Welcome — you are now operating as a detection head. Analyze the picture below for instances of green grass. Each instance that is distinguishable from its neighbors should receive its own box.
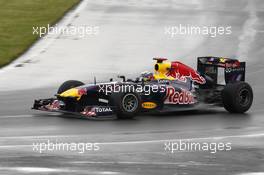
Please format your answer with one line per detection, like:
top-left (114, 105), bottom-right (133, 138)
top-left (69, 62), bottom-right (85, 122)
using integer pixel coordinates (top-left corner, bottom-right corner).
top-left (0, 0), bottom-right (80, 67)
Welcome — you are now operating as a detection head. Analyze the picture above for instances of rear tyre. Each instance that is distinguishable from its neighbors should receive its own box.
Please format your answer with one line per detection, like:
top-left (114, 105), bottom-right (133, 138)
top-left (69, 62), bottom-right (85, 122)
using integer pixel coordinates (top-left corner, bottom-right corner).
top-left (222, 82), bottom-right (253, 113)
top-left (57, 80), bottom-right (84, 94)
top-left (110, 92), bottom-right (141, 119)
top-left (57, 80), bottom-right (85, 111)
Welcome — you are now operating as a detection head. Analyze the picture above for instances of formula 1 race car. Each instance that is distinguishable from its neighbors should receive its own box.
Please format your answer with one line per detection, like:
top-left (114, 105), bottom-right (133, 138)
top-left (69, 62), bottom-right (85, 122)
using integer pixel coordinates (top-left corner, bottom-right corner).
top-left (33, 57), bottom-right (253, 119)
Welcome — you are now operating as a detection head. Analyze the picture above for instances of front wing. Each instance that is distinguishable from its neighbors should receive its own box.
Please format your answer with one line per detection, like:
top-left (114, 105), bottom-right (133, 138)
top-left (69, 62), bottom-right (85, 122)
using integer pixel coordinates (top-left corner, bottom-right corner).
top-left (32, 98), bottom-right (115, 119)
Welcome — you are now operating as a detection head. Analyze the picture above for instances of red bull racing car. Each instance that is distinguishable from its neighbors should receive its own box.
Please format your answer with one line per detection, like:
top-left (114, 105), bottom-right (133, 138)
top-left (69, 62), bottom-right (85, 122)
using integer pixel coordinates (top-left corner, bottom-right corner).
top-left (33, 57), bottom-right (253, 119)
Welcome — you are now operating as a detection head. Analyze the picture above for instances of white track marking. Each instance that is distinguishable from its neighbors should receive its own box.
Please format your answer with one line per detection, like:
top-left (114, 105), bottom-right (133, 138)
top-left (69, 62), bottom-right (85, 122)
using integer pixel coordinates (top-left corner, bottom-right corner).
top-left (0, 115), bottom-right (34, 119)
top-left (0, 167), bottom-right (73, 173)
top-left (97, 172), bottom-right (120, 175)
top-left (237, 173), bottom-right (264, 175)
top-left (0, 167), bottom-right (120, 174)
top-left (0, 133), bottom-right (263, 148)
top-left (71, 161), bottom-right (219, 166)
top-left (0, 114), bottom-right (60, 119)
top-left (98, 133), bottom-right (264, 145)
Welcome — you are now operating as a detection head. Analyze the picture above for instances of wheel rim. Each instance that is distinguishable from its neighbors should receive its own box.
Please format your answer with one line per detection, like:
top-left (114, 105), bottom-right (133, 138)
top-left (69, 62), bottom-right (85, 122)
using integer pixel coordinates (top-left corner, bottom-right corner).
top-left (239, 88), bottom-right (250, 107)
top-left (122, 94), bottom-right (138, 112)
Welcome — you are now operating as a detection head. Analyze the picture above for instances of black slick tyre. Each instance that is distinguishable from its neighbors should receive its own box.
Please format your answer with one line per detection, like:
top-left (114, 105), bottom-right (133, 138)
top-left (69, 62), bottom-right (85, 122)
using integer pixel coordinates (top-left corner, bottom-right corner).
top-left (222, 82), bottom-right (253, 113)
top-left (110, 92), bottom-right (141, 119)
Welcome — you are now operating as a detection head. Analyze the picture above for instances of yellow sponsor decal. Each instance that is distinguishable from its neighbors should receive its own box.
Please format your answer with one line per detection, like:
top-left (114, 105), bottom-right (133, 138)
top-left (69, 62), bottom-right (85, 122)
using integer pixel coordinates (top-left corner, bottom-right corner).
top-left (142, 102), bottom-right (157, 109)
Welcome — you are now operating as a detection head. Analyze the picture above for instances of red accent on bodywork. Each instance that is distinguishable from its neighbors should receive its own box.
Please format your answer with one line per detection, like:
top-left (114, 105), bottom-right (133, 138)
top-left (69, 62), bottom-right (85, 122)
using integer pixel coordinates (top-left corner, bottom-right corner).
top-left (166, 61), bottom-right (206, 84)
top-left (78, 88), bottom-right (87, 96)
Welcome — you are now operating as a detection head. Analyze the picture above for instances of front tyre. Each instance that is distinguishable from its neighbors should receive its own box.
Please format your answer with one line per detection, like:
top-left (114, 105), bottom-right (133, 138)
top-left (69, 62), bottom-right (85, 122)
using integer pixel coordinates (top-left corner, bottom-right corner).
top-left (222, 82), bottom-right (253, 113)
top-left (110, 92), bottom-right (141, 119)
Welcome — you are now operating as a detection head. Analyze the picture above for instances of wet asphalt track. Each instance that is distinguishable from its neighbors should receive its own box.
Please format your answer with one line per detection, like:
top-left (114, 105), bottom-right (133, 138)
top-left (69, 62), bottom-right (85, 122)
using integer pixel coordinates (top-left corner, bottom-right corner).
top-left (0, 0), bottom-right (264, 174)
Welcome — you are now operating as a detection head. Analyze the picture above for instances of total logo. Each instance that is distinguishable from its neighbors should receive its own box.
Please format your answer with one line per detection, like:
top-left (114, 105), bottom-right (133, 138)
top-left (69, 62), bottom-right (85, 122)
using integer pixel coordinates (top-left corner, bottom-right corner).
top-left (94, 107), bottom-right (113, 113)
top-left (164, 87), bottom-right (195, 104)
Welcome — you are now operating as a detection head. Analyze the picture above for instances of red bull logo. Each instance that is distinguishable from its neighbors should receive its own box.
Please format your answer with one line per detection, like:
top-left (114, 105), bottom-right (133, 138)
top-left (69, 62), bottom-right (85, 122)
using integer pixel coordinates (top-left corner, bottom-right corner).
top-left (166, 61), bottom-right (206, 84)
top-left (164, 87), bottom-right (195, 104)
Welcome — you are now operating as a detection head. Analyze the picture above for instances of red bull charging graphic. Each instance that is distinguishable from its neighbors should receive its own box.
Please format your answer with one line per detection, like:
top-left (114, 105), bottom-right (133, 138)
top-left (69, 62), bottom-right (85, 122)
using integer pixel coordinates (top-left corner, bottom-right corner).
top-left (153, 58), bottom-right (206, 84)
top-left (167, 61), bottom-right (206, 84)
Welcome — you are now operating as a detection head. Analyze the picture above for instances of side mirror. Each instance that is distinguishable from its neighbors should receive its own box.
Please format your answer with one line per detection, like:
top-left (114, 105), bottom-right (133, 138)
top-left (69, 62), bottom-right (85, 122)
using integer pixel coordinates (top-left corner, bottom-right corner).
top-left (117, 75), bottom-right (126, 82)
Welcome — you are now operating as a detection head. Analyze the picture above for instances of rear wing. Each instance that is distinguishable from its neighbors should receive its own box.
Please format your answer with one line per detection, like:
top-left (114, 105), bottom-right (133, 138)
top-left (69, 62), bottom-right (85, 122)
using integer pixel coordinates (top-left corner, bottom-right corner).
top-left (197, 56), bottom-right (246, 85)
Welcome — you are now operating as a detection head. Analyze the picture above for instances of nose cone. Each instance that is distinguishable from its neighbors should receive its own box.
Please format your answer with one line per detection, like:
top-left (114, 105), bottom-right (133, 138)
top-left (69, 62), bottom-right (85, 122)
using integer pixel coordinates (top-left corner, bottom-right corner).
top-left (59, 88), bottom-right (80, 98)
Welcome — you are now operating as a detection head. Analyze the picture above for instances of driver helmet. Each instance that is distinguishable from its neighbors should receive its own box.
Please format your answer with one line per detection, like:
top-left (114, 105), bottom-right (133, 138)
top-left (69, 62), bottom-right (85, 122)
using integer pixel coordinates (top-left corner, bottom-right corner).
top-left (141, 71), bottom-right (154, 81)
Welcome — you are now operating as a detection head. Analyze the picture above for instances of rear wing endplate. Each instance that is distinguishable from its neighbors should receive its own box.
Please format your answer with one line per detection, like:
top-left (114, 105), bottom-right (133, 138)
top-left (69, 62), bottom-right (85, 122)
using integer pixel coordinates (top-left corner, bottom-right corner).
top-left (197, 56), bottom-right (246, 85)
